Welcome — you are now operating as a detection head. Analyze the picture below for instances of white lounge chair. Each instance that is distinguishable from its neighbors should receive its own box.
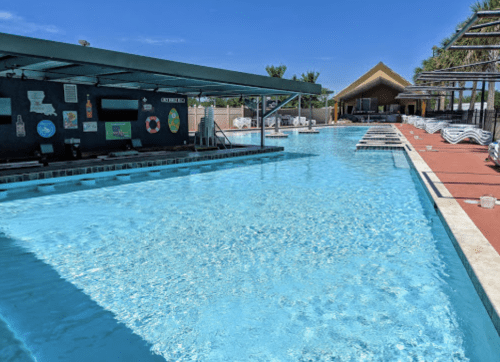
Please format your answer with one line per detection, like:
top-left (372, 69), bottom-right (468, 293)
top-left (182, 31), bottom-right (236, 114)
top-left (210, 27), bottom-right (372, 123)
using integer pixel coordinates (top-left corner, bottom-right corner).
top-left (442, 128), bottom-right (493, 145)
top-left (407, 116), bottom-right (422, 126)
top-left (265, 116), bottom-right (283, 127)
top-left (425, 121), bottom-right (449, 134)
top-left (414, 118), bottom-right (440, 130)
top-left (488, 141), bottom-right (500, 166)
top-left (233, 117), bottom-right (252, 129)
top-left (292, 117), bottom-right (306, 127)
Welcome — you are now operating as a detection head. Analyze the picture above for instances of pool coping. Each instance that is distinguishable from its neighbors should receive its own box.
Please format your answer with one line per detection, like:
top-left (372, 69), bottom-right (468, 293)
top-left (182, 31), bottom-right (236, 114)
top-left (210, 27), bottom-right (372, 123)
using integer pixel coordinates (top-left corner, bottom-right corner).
top-left (391, 124), bottom-right (500, 335)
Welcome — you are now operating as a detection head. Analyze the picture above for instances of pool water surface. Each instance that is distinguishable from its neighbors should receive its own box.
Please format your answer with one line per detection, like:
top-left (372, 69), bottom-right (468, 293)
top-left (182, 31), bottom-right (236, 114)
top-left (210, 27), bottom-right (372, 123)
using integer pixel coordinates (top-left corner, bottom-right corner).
top-left (1, 126), bottom-right (499, 361)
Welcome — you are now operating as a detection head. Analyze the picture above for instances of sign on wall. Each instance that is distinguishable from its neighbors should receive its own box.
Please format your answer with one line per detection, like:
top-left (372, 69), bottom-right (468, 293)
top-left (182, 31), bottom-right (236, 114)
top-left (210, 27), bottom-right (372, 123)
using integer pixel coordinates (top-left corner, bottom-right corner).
top-left (83, 122), bottom-right (98, 132)
top-left (37, 120), bottom-right (56, 138)
top-left (27, 91), bottom-right (57, 116)
top-left (64, 84), bottom-right (78, 103)
top-left (63, 111), bottom-right (78, 129)
top-left (161, 98), bottom-right (185, 103)
top-left (105, 122), bottom-right (132, 140)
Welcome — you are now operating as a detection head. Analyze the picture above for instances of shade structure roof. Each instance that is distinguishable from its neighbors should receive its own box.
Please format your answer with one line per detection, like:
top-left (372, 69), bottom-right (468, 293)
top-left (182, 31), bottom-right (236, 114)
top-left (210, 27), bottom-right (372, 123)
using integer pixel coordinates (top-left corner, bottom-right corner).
top-left (444, 10), bottom-right (500, 51)
top-left (416, 71), bottom-right (500, 82)
top-left (334, 62), bottom-right (411, 102)
top-left (0, 32), bottom-right (321, 98)
top-left (405, 85), bottom-right (470, 92)
top-left (339, 76), bottom-right (406, 101)
top-left (395, 93), bottom-right (436, 99)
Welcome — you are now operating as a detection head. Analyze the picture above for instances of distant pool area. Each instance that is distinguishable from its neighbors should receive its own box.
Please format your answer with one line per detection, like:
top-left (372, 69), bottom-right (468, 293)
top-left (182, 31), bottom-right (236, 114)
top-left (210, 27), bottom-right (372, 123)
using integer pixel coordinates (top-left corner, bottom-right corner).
top-left (1, 127), bottom-right (499, 361)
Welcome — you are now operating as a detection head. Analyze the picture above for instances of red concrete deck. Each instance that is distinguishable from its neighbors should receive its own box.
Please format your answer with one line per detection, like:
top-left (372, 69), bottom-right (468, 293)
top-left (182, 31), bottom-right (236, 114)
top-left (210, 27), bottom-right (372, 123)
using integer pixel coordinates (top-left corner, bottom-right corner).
top-left (397, 124), bottom-right (500, 253)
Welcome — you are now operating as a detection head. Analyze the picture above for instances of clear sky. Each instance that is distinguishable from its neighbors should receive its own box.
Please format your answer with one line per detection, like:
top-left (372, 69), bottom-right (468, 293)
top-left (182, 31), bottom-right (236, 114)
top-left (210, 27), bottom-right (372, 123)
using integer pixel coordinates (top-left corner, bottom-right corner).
top-left (0, 0), bottom-right (478, 95)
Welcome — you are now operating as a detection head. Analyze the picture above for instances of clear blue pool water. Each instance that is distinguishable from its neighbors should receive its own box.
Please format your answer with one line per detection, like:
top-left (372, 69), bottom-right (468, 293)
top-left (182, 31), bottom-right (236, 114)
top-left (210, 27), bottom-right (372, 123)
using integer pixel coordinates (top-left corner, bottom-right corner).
top-left (1, 126), bottom-right (500, 361)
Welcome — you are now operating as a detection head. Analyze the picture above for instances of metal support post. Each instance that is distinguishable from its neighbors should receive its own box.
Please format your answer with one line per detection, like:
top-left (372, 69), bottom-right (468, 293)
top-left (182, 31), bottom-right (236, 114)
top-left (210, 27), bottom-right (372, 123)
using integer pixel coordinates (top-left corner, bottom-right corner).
top-left (298, 94), bottom-right (301, 124)
top-left (309, 98), bottom-right (313, 130)
top-left (480, 81), bottom-right (486, 128)
top-left (493, 111), bottom-right (498, 141)
top-left (450, 82), bottom-right (455, 114)
top-left (325, 95), bottom-right (328, 124)
top-left (261, 95), bottom-right (265, 148)
top-left (274, 96), bottom-right (279, 133)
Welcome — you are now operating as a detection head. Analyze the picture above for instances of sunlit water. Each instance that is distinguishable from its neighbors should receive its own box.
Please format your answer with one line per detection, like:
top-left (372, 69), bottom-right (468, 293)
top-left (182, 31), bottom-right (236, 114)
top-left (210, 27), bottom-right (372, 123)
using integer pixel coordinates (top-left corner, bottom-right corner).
top-left (1, 127), bottom-right (499, 361)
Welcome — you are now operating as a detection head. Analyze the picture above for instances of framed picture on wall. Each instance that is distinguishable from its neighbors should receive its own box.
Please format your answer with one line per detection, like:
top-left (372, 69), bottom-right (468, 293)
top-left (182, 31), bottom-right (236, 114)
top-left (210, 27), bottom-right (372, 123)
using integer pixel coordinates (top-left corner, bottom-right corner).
top-left (83, 122), bottom-right (98, 132)
top-left (63, 111), bottom-right (78, 129)
top-left (64, 84), bottom-right (78, 103)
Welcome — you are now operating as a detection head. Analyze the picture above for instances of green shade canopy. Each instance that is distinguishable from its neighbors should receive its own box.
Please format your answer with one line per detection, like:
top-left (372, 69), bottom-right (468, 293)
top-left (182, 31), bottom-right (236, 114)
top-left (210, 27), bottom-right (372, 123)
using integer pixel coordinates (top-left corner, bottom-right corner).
top-left (0, 32), bottom-right (321, 98)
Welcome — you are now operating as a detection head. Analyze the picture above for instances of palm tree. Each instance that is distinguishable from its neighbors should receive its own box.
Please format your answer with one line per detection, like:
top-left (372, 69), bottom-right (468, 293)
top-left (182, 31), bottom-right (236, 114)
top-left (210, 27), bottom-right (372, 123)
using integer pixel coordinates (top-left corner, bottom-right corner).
top-left (265, 65), bottom-right (287, 79)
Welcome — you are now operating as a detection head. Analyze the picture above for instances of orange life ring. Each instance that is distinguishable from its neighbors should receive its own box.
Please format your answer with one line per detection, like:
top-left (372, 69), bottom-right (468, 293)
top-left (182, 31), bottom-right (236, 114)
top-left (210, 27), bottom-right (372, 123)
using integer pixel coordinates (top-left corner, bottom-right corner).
top-left (146, 116), bottom-right (160, 134)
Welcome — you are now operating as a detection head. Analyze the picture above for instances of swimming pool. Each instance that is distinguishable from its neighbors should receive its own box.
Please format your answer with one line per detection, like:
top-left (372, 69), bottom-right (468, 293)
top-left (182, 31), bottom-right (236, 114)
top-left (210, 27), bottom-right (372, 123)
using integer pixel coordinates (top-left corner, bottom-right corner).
top-left (1, 126), bottom-right (499, 361)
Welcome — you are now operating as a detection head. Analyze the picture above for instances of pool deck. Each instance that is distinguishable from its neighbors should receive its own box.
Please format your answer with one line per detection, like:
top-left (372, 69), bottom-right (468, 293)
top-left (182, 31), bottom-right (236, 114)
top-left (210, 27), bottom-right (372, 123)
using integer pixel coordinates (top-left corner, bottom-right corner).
top-left (393, 123), bottom-right (500, 335)
top-left (397, 124), bottom-right (500, 252)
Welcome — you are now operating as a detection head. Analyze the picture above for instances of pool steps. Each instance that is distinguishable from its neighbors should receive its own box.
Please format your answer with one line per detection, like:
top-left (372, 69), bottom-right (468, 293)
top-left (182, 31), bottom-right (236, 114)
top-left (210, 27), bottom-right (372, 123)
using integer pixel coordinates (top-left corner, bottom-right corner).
top-left (0, 153), bottom-right (285, 201)
top-left (37, 183), bottom-right (56, 193)
top-left (80, 178), bottom-right (96, 186)
top-left (356, 126), bottom-right (405, 151)
top-left (116, 174), bottom-right (131, 181)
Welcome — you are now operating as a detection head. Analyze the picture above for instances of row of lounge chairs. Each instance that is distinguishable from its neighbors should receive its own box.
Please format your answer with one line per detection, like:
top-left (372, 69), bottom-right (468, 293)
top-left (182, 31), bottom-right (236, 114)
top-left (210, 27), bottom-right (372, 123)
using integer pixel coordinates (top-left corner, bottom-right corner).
top-left (404, 116), bottom-right (493, 146)
top-left (232, 116), bottom-right (316, 129)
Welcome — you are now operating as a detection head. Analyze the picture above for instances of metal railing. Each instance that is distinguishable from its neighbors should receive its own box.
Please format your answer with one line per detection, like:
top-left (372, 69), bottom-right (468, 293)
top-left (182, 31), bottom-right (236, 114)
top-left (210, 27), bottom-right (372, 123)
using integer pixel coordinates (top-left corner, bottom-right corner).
top-left (214, 121), bottom-right (232, 149)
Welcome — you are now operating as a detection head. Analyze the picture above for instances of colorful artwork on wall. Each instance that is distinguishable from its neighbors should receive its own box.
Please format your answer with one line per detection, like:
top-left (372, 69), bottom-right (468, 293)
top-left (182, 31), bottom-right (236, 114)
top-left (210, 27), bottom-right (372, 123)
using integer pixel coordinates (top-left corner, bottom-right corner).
top-left (28, 91), bottom-right (57, 116)
top-left (168, 108), bottom-right (180, 133)
top-left (37, 120), bottom-right (56, 138)
top-left (83, 122), bottom-right (98, 132)
top-left (86, 94), bottom-right (93, 118)
top-left (63, 111), bottom-right (78, 129)
top-left (105, 122), bottom-right (132, 140)
top-left (16, 115), bottom-right (26, 137)
top-left (145, 116), bottom-right (160, 134)
top-left (63, 84), bottom-right (78, 103)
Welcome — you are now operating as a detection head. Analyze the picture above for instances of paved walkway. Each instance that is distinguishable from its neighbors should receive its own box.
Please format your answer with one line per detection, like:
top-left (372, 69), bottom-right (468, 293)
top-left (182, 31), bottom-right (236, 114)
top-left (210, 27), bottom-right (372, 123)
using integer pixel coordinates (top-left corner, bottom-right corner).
top-left (397, 124), bottom-right (500, 253)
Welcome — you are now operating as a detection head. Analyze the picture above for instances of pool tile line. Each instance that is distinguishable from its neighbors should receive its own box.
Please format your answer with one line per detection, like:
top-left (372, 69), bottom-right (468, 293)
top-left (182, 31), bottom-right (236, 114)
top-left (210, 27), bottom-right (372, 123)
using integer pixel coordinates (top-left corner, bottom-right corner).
top-left (394, 125), bottom-right (500, 335)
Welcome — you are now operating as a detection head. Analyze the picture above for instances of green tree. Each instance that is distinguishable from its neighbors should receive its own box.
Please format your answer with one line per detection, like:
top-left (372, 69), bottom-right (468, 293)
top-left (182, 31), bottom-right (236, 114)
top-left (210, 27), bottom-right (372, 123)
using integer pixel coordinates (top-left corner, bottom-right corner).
top-left (265, 64), bottom-right (287, 78)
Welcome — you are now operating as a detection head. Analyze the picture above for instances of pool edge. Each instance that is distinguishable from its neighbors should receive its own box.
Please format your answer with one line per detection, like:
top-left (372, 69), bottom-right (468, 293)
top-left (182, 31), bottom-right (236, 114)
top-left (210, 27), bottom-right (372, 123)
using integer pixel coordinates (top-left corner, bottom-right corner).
top-left (392, 124), bottom-right (500, 336)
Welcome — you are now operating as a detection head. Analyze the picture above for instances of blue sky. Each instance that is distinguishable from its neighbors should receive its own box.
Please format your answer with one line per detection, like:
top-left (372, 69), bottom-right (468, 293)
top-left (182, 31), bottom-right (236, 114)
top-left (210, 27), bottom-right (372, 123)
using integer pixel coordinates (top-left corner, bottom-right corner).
top-left (0, 0), bottom-right (478, 95)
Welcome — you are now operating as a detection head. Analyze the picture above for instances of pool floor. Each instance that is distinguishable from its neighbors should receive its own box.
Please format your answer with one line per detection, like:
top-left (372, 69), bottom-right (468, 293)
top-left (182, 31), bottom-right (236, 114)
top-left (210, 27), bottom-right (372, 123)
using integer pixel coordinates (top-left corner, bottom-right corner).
top-left (1, 127), bottom-right (499, 361)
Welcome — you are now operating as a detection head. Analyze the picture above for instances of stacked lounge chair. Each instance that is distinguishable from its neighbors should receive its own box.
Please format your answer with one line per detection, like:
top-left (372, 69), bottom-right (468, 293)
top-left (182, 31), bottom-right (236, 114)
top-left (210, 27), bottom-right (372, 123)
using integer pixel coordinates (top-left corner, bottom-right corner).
top-left (488, 141), bottom-right (500, 166)
top-left (414, 118), bottom-right (440, 130)
top-left (442, 127), bottom-right (493, 145)
top-left (407, 116), bottom-right (422, 126)
top-left (425, 121), bottom-right (449, 134)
